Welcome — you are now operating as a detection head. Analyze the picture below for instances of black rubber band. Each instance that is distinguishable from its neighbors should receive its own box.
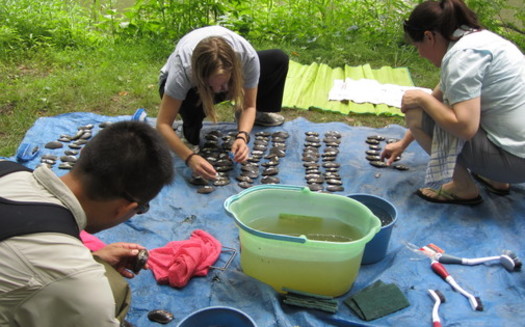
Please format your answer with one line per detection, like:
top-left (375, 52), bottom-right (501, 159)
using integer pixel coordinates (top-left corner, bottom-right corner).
top-left (185, 153), bottom-right (197, 166)
top-left (235, 136), bottom-right (247, 143)
top-left (237, 131), bottom-right (250, 143)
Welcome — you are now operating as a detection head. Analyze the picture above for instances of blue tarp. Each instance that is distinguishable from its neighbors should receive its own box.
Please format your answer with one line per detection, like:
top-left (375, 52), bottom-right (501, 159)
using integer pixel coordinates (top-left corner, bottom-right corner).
top-left (7, 112), bottom-right (525, 327)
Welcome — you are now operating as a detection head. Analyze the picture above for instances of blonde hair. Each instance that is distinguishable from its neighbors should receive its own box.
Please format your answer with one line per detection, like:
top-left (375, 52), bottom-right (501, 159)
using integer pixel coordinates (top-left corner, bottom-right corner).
top-left (191, 36), bottom-right (244, 122)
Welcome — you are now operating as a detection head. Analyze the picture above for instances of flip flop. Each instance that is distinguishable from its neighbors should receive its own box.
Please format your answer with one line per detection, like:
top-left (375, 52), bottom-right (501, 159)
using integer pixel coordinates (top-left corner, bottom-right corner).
top-left (416, 187), bottom-right (483, 205)
top-left (472, 173), bottom-right (510, 196)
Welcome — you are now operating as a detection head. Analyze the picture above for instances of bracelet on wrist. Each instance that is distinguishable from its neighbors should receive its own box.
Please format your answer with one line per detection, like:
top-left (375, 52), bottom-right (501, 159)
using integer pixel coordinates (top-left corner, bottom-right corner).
top-left (237, 131), bottom-right (250, 143)
top-left (235, 135), bottom-right (247, 143)
top-left (185, 153), bottom-right (197, 167)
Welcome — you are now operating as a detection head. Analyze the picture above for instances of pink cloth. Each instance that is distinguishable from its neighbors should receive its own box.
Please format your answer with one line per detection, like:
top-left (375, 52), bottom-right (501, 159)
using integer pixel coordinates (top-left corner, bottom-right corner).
top-left (148, 230), bottom-right (222, 288)
top-left (80, 230), bottom-right (106, 252)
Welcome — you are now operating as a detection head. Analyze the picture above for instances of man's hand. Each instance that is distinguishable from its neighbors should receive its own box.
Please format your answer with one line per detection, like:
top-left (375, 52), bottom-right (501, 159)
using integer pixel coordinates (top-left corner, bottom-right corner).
top-left (93, 242), bottom-right (148, 278)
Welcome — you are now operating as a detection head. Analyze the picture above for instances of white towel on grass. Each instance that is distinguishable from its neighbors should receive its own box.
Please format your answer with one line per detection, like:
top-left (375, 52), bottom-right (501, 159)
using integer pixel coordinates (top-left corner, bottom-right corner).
top-left (328, 78), bottom-right (432, 108)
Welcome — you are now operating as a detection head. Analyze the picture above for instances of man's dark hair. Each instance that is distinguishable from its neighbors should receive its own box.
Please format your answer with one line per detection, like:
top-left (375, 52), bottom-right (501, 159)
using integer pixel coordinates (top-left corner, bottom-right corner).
top-left (72, 121), bottom-right (174, 203)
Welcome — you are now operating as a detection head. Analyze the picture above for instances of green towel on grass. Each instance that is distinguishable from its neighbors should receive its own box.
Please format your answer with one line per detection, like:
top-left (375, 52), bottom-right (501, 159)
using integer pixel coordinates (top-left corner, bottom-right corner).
top-left (344, 280), bottom-right (410, 321)
top-left (282, 60), bottom-right (415, 116)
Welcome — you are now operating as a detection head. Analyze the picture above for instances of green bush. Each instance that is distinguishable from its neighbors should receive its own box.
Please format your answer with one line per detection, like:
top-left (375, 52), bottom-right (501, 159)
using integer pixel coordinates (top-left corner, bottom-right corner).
top-left (0, 0), bottom-right (103, 56)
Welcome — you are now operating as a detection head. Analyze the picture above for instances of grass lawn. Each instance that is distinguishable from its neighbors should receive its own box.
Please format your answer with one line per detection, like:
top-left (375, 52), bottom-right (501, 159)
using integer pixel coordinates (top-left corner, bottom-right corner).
top-left (0, 39), bottom-right (435, 158)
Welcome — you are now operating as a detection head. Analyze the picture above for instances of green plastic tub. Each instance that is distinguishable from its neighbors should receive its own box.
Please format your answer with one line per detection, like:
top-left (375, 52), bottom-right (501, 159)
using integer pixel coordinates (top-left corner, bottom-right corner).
top-left (224, 185), bottom-right (381, 297)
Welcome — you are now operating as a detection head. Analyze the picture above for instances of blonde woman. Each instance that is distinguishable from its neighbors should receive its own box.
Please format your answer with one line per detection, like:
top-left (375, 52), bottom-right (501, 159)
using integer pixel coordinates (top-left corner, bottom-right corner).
top-left (157, 26), bottom-right (289, 180)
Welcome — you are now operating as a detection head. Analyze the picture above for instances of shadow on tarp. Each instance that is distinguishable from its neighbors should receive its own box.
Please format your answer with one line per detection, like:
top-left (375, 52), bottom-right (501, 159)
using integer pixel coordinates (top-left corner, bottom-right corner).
top-left (7, 112), bottom-right (525, 327)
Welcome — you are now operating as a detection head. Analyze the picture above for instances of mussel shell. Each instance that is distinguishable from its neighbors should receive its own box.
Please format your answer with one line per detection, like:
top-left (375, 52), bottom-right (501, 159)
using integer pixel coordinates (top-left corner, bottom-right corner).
top-left (189, 176), bottom-right (209, 186)
top-left (366, 155), bottom-right (382, 161)
top-left (60, 155), bottom-right (78, 163)
top-left (261, 160), bottom-right (279, 167)
top-left (197, 185), bottom-right (215, 194)
top-left (272, 137), bottom-right (287, 144)
top-left (305, 169), bottom-right (322, 175)
top-left (369, 161), bottom-right (388, 168)
top-left (324, 172), bottom-right (341, 179)
top-left (393, 164), bottom-right (410, 171)
top-left (236, 175), bottom-right (254, 183)
top-left (307, 177), bottom-right (324, 184)
top-left (207, 130), bottom-right (223, 137)
top-left (323, 137), bottom-right (341, 144)
top-left (325, 131), bottom-right (342, 138)
top-left (68, 143), bottom-right (82, 149)
top-left (204, 134), bottom-right (219, 141)
top-left (58, 137), bottom-right (72, 142)
top-left (262, 167), bottom-right (279, 176)
top-left (213, 178), bottom-right (230, 186)
top-left (79, 124), bottom-right (94, 130)
top-left (64, 149), bottom-right (79, 156)
top-left (45, 141), bottom-right (63, 149)
top-left (326, 178), bottom-right (343, 185)
top-left (147, 309), bottom-right (174, 324)
top-left (322, 162), bottom-right (340, 168)
top-left (367, 135), bottom-right (385, 141)
top-left (308, 184), bottom-right (324, 191)
top-left (304, 142), bottom-right (321, 147)
top-left (268, 147), bottom-right (286, 158)
top-left (41, 154), bottom-right (58, 161)
top-left (58, 162), bottom-right (74, 170)
top-left (255, 131), bottom-right (271, 137)
top-left (365, 138), bottom-right (380, 145)
top-left (326, 185), bottom-right (344, 192)
top-left (305, 131), bottom-right (319, 137)
top-left (302, 155), bottom-right (319, 162)
top-left (215, 165), bottom-right (233, 172)
top-left (305, 173), bottom-right (322, 180)
top-left (261, 176), bottom-right (280, 184)
top-left (323, 149), bottom-right (339, 156)
top-left (238, 181), bottom-right (253, 189)
top-left (305, 136), bottom-right (321, 143)
top-left (253, 144), bottom-right (267, 151)
top-left (322, 156), bottom-right (337, 162)
top-left (272, 131), bottom-right (289, 138)
top-left (242, 171), bottom-right (259, 179)
top-left (303, 162), bottom-right (319, 169)
top-left (40, 158), bottom-right (56, 165)
top-left (132, 249), bottom-right (149, 274)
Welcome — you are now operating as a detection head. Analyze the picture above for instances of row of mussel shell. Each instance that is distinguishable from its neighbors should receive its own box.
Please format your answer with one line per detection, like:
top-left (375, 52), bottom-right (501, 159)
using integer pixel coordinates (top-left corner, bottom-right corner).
top-left (238, 130), bottom-right (289, 188)
top-left (39, 123), bottom-right (111, 170)
top-left (302, 131), bottom-right (344, 192)
top-left (190, 130), bottom-right (289, 194)
top-left (189, 130), bottom-right (237, 194)
top-left (365, 135), bottom-right (409, 171)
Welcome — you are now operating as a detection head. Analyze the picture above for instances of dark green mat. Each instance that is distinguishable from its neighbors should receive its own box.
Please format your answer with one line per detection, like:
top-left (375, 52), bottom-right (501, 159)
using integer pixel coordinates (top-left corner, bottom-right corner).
top-left (282, 60), bottom-right (415, 116)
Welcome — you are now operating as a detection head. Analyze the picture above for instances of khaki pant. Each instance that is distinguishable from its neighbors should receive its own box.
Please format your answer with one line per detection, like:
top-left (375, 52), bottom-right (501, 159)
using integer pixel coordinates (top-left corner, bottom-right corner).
top-left (94, 256), bottom-right (132, 323)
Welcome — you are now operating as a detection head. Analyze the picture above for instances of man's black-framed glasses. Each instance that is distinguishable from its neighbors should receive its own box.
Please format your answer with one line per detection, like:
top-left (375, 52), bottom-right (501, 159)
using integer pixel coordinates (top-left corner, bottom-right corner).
top-left (122, 192), bottom-right (150, 215)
